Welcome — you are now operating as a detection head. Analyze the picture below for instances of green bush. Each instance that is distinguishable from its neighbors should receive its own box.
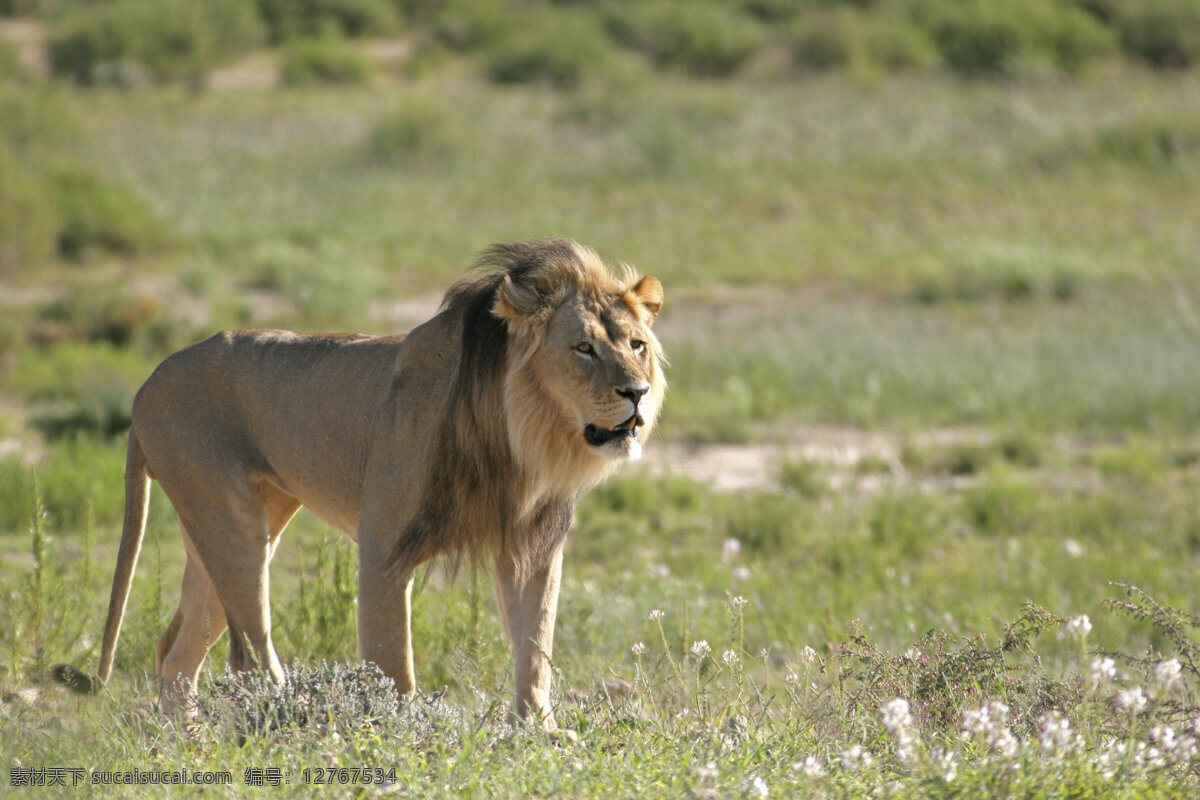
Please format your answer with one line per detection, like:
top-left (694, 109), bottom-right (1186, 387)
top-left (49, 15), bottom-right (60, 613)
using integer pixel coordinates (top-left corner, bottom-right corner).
top-left (430, 0), bottom-right (515, 52)
top-left (607, 1), bottom-right (765, 78)
top-left (918, 0), bottom-right (1114, 77)
top-left (1094, 120), bottom-right (1200, 168)
top-left (257, 0), bottom-right (399, 44)
top-left (35, 284), bottom-right (163, 348)
top-left (1116, 0), bottom-right (1200, 69)
top-left (864, 14), bottom-right (939, 73)
top-left (484, 9), bottom-right (612, 90)
top-left (363, 99), bottom-right (450, 167)
top-left (0, 144), bottom-right (58, 275)
top-left (281, 36), bottom-right (370, 86)
top-left (239, 237), bottom-right (380, 326)
top-left (0, 86), bottom-right (77, 152)
top-left (51, 167), bottom-right (165, 261)
top-left (786, 8), bottom-right (858, 72)
top-left (47, 0), bottom-right (264, 86)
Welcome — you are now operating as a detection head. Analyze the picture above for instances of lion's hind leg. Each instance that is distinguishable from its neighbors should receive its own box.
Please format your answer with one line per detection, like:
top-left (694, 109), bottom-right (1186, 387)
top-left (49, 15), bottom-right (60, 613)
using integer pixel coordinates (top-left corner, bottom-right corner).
top-left (154, 480), bottom-right (297, 715)
top-left (157, 484), bottom-right (299, 715)
top-left (157, 544), bottom-right (228, 716)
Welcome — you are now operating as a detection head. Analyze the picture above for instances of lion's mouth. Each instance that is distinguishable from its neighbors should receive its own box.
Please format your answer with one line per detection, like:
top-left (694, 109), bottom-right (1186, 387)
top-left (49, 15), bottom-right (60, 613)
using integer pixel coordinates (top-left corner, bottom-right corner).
top-left (584, 414), bottom-right (643, 447)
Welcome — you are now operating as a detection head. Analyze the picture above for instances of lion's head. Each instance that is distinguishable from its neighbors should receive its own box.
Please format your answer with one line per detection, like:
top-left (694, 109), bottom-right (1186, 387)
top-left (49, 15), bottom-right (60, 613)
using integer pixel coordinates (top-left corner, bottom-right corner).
top-left (448, 239), bottom-right (665, 502)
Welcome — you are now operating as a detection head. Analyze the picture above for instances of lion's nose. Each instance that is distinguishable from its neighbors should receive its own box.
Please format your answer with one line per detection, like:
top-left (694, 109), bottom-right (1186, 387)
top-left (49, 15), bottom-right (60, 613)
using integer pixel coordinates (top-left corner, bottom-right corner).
top-left (617, 384), bottom-right (649, 405)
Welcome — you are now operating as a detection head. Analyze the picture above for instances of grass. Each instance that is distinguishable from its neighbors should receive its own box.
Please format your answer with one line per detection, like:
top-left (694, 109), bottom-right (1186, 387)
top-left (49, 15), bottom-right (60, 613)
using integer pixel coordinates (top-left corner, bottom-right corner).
top-left (2, 33), bottom-right (1200, 799)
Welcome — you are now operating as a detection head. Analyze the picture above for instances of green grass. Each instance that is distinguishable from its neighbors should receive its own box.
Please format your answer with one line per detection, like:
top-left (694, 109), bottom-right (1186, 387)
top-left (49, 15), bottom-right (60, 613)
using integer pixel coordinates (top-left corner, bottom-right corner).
top-left (3, 443), bottom-right (1200, 796)
top-left (3, 34), bottom-right (1200, 799)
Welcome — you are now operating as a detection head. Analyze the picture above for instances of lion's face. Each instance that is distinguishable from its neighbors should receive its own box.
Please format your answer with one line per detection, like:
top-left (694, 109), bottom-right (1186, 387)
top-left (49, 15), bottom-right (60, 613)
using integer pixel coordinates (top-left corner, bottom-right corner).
top-left (539, 286), bottom-right (663, 462)
top-left (493, 258), bottom-right (664, 489)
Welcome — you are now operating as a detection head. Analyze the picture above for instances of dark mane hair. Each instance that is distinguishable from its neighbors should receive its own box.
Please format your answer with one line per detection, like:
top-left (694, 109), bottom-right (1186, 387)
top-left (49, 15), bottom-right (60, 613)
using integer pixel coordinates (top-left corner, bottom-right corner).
top-left (387, 240), bottom-right (605, 578)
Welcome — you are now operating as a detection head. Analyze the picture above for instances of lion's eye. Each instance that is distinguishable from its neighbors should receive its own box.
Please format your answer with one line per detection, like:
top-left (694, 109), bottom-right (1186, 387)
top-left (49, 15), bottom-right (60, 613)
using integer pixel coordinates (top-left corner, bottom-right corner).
top-left (575, 342), bottom-right (595, 356)
top-left (631, 339), bottom-right (646, 353)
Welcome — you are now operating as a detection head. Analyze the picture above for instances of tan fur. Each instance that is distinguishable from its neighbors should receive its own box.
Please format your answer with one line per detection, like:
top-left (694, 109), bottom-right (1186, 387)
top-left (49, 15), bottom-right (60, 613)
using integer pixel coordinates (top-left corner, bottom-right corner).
top-left (96, 239), bottom-right (664, 730)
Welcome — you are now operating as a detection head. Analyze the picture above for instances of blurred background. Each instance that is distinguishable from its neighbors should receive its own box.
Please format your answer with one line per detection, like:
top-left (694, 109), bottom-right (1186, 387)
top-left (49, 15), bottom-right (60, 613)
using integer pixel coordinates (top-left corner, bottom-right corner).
top-left (2, 0), bottom-right (1200, 722)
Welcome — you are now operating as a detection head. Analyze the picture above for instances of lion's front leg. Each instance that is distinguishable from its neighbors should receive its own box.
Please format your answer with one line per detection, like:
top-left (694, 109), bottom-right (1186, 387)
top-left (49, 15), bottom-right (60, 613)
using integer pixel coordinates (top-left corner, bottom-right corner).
top-left (494, 541), bottom-right (565, 732)
top-left (357, 541), bottom-right (417, 704)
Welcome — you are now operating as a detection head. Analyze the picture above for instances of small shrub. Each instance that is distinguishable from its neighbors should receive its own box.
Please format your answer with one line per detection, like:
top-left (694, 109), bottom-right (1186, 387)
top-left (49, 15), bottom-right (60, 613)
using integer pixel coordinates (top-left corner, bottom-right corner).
top-left (779, 457), bottom-right (823, 498)
top-left (607, 1), bottom-right (765, 78)
top-left (363, 99), bottom-right (451, 167)
top-left (863, 14), bottom-right (939, 73)
top-left (257, 0), bottom-right (399, 44)
top-left (918, 0), bottom-right (1113, 77)
top-left (431, 0), bottom-right (514, 52)
top-left (34, 283), bottom-right (169, 350)
top-left (965, 478), bottom-right (1040, 537)
top-left (727, 492), bottom-right (800, 554)
top-left (923, 0), bottom-right (1025, 77)
top-left (785, 8), bottom-right (859, 72)
top-left (48, 0), bottom-right (264, 87)
top-left (30, 382), bottom-right (134, 442)
top-left (867, 489), bottom-right (946, 558)
top-left (281, 36), bottom-right (370, 86)
top-left (239, 237), bottom-right (380, 326)
top-left (1094, 121), bottom-right (1200, 168)
top-left (837, 605), bottom-right (1073, 733)
top-left (200, 661), bottom-right (401, 734)
top-left (484, 9), bottom-right (612, 90)
top-left (51, 167), bottom-right (164, 261)
top-left (1117, 0), bottom-right (1200, 70)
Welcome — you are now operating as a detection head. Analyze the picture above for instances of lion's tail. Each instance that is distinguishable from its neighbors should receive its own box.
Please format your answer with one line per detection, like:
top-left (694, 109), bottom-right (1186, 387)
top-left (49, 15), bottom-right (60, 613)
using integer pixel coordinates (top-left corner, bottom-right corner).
top-left (97, 429), bottom-right (152, 685)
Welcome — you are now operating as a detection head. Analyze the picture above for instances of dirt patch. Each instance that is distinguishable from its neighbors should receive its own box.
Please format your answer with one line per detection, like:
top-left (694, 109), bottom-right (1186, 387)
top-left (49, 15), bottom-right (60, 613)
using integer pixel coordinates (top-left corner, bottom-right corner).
top-left (209, 50), bottom-right (281, 91)
top-left (0, 19), bottom-right (48, 78)
top-left (638, 427), bottom-right (992, 493)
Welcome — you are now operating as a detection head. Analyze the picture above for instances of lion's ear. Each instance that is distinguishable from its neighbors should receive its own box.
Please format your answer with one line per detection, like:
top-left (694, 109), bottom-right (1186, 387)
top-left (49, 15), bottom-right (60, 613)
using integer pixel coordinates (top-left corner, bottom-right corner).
top-left (632, 276), bottom-right (663, 320)
top-left (493, 274), bottom-right (541, 325)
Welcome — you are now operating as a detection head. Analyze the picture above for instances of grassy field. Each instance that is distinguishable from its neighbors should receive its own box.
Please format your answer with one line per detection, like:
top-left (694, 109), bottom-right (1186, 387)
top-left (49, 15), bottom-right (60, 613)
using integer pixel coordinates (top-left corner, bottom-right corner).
top-left (4, 12), bottom-right (1200, 796)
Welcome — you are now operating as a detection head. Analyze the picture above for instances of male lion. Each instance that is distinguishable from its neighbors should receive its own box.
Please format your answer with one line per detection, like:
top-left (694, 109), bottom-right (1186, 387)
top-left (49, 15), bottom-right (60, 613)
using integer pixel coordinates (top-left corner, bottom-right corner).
top-left (95, 239), bottom-right (665, 730)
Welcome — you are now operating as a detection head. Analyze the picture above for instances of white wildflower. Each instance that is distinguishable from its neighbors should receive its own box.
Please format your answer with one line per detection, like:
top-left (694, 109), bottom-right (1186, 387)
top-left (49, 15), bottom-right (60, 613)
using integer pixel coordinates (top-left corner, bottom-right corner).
top-left (931, 748), bottom-right (957, 783)
top-left (1039, 712), bottom-right (1074, 753)
top-left (1171, 734), bottom-right (1198, 764)
top-left (732, 566), bottom-right (751, 581)
top-left (794, 756), bottom-right (824, 778)
top-left (1153, 658), bottom-right (1182, 689)
top-left (648, 609), bottom-right (665, 622)
top-left (722, 649), bottom-right (741, 668)
top-left (690, 640), bottom-right (712, 659)
top-left (881, 698), bottom-right (918, 764)
top-left (840, 745), bottom-right (873, 772)
top-left (745, 775), bottom-right (769, 798)
top-left (1116, 686), bottom-right (1148, 714)
top-left (962, 702), bottom-right (1018, 758)
top-left (1066, 614), bottom-right (1092, 637)
top-left (1064, 538), bottom-right (1084, 557)
top-left (729, 595), bottom-right (750, 611)
top-left (881, 698), bottom-right (914, 733)
top-left (722, 537), bottom-right (742, 562)
top-left (1090, 656), bottom-right (1117, 688)
top-left (631, 641), bottom-right (648, 657)
top-left (696, 762), bottom-right (719, 781)
top-left (1151, 725), bottom-right (1176, 751)
top-left (798, 646), bottom-right (819, 665)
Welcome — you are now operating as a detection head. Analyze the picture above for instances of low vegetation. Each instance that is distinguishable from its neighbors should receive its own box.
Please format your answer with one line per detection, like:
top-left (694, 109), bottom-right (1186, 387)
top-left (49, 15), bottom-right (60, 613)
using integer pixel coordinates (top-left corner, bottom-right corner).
top-left (2, 1), bottom-right (1200, 797)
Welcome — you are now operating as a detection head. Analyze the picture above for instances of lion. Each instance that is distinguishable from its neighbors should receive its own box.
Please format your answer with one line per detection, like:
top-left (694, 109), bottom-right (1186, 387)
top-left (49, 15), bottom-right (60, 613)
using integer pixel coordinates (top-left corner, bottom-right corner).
top-left (91, 239), bottom-right (665, 731)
